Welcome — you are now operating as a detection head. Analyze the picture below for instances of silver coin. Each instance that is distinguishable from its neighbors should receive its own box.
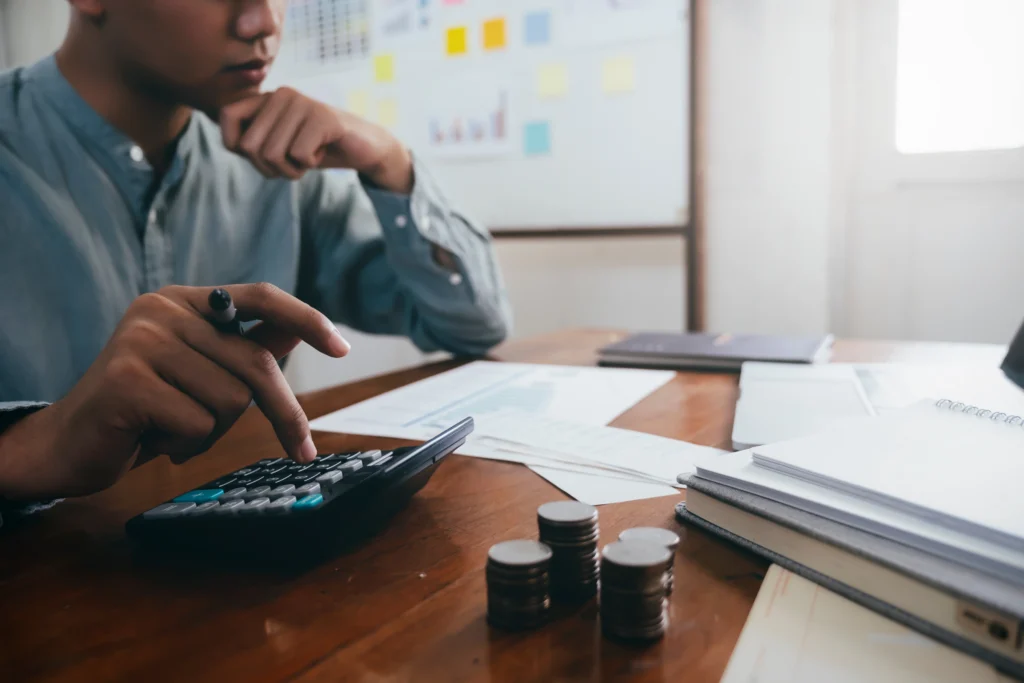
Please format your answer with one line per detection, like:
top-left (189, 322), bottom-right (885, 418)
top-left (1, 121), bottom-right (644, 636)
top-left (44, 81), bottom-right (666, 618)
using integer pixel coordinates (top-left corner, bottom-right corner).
top-left (537, 501), bottom-right (598, 526)
top-left (488, 540), bottom-right (553, 567)
top-left (619, 527), bottom-right (681, 550)
top-left (602, 540), bottom-right (672, 570)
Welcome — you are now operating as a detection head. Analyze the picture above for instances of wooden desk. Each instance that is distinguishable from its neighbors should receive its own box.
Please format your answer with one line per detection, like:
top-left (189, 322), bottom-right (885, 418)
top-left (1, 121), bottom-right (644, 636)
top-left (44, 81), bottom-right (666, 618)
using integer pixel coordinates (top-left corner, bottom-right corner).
top-left (1, 330), bottom-right (1007, 683)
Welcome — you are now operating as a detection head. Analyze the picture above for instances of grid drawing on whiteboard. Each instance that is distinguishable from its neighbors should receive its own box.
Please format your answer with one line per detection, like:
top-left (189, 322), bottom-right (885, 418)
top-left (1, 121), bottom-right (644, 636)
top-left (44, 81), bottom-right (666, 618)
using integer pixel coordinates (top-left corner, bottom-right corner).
top-left (285, 0), bottom-right (371, 66)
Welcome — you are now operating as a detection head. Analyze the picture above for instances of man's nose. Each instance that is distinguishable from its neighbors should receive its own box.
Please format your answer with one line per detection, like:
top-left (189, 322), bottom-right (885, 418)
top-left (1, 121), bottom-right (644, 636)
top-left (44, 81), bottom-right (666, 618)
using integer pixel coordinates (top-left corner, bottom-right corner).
top-left (235, 0), bottom-right (283, 43)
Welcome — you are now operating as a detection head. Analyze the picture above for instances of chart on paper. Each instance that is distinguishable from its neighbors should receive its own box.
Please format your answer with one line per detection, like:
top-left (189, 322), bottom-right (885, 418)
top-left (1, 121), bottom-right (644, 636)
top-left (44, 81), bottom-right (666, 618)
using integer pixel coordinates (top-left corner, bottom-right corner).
top-left (308, 361), bottom-right (675, 440)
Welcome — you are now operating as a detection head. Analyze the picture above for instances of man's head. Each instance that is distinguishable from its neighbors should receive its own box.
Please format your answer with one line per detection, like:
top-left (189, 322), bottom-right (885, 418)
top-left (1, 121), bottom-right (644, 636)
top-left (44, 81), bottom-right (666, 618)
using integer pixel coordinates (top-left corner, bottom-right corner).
top-left (67, 0), bottom-right (286, 115)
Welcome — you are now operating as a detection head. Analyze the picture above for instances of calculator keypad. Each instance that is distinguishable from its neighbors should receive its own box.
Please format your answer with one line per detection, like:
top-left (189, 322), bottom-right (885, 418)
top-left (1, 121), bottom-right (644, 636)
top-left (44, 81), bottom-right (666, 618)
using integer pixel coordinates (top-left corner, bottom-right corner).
top-left (142, 451), bottom-right (377, 520)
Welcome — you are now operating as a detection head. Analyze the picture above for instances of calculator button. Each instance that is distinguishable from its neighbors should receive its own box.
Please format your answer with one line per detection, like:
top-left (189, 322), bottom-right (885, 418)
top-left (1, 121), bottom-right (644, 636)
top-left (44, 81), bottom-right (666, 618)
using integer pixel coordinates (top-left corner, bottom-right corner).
top-left (367, 454), bottom-right (392, 467)
top-left (190, 501), bottom-right (220, 517)
top-left (236, 476), bottom-right (265, 487)
top-left (215, 499), bottom-right (245, 515)
top-left (293, 494), bottom-right (324, 510)
top-left (294, 482), bottom-right (321, 498)
top-left (266, 496), bottom-right (296, 514)
top-left (262, 475), bottom-right (289, 486)
top-left (220, 487), bottom-right (247, 502)
top-left (269, 484), bottom-right (296, 498)
top-left (234, 468), bottom-right (257, 476)
top-left (240, 498), bottom-right (271, 514)
top-left (244, 485), bottom-right (272, 500)
top-left (316, 470), bottom-right (344, 485)
top-left (286, 473), bottom-right (321, 486)
top-left (209, 477), bottom-right (237, 489)
top-left (356, 450), bottom-right (382, 464)
top-left (337, 460), bottom-right (364, 474)
top-left (173, 489), bottom-right (224, 504)
top-left (143, 502), bottom-right (196, 519)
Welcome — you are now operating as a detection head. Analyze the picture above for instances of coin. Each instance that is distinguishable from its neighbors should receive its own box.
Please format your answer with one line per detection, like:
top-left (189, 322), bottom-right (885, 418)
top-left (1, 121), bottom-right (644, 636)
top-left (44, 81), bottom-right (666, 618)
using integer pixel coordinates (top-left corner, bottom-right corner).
top-left (619, 527), bottom-right (680, 593)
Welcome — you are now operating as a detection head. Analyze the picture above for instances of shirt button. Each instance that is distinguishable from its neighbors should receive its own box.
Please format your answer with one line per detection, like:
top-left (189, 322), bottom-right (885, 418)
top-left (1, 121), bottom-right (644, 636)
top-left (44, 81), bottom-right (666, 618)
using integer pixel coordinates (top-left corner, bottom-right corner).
top-left (129, 146), bottom-right (145, 163)
top-left (448, 272), bottom-right (463, 286)
top-left (148, 209), bottom-right (158, 225)
top-left (394, 215), bottom-right (408, 228)
top-left (421, 215), bottom-right (432, 232)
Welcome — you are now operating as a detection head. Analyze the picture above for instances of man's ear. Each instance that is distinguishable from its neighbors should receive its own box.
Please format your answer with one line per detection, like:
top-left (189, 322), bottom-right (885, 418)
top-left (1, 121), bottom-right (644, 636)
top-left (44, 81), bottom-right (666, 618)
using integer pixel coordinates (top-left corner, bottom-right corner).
top-left (67, 0), bottom-right (106, 20)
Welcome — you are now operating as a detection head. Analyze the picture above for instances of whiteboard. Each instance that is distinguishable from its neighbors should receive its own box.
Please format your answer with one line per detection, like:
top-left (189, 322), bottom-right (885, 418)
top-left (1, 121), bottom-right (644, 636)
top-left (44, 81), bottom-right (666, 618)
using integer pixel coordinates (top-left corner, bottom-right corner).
top-left (266, 0), bottom-right (690, 231)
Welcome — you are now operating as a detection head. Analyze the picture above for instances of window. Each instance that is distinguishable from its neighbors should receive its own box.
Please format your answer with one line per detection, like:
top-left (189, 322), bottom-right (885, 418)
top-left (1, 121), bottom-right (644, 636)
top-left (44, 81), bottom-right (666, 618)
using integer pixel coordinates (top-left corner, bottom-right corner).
top-left (895, 0), bottom-right (1024, 154)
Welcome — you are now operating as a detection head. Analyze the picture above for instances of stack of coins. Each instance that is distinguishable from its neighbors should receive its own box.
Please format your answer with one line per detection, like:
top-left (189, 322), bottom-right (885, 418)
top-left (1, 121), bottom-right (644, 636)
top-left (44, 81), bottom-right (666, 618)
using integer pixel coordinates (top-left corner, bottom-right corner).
top-left (599, 540), bottom-right (672, 641)
top-left (537, 501), bottom-right (600, 603)
top-left (618, 527), bottom-right (680, 593)
top-left (486, 540), bottom-right (553, 630)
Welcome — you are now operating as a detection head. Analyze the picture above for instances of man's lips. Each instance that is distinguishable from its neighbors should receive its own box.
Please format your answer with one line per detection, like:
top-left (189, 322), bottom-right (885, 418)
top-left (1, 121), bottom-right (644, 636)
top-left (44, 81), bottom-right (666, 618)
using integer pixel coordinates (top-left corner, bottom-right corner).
top-left (223, 59), bottom-right (272, 84)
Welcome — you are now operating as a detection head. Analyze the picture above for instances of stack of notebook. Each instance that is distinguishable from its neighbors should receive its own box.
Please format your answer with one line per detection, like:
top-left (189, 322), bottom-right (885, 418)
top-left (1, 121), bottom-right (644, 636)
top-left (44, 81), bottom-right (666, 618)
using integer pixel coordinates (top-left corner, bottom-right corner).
top-left (680, 398), bottom-right (1024, 678)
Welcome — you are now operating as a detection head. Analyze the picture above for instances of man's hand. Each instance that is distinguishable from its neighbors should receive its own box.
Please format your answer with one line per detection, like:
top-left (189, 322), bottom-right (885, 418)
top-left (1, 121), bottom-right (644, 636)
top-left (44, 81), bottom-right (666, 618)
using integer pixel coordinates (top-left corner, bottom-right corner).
top-left (0, 283), bottom-right (350, 501)
top-left (219, 88), bottom-right (414, 193)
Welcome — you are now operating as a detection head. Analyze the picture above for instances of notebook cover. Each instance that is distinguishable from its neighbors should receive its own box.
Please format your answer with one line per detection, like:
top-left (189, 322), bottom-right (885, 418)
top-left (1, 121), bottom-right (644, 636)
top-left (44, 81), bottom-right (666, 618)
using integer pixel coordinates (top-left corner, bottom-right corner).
top-left (598, 332), bottom-right (833, 367)
top-left (683, 475), bottom-right (1024, 618)
top-left (676, 503), bottom-right (1024, 681)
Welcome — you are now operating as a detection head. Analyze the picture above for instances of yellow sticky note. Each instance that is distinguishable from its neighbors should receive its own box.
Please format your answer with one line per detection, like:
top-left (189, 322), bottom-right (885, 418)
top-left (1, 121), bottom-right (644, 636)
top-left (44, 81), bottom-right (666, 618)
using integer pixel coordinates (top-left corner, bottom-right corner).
top-left (374, 53), bottom-right (394, 82)
top-left (482, 18), bottom-right (506, 51)
top-left (602, 56), bottom-right (635, 94)
top-left (376, 99), bottom-right (399, 128)
top-left (446, 26), bottom-right (468, 56)
top-left (347, 89), bottom-right (370, 118)
top-left (537, 63), bottom-right (568, 99)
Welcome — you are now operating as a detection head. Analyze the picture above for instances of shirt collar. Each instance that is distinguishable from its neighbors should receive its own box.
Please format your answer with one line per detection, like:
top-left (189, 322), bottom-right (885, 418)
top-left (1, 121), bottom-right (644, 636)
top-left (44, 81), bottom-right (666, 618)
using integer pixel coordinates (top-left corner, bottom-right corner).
top-left (23, 55), bottom-right (198, 219)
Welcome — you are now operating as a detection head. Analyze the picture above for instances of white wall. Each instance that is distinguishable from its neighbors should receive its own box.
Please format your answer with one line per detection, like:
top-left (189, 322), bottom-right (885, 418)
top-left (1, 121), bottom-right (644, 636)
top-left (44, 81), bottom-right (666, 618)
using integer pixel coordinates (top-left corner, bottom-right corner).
top-left (2, 0), bottom-right (68, 65)
top-left (704, 0), bottom-right (835, 337)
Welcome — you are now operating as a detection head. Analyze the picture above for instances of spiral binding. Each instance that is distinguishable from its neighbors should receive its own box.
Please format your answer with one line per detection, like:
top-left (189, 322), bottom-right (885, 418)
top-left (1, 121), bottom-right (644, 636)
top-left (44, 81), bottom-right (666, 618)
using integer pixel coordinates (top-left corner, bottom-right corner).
top-left (935, 399), bottom-right (1024, 427)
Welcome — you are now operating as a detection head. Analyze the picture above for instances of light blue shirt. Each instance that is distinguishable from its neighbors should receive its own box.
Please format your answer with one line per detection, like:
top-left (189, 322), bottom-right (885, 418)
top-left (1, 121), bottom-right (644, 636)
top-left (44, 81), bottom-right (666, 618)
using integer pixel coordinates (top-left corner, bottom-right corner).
top-left (0, 57), bottom-right (512, 519)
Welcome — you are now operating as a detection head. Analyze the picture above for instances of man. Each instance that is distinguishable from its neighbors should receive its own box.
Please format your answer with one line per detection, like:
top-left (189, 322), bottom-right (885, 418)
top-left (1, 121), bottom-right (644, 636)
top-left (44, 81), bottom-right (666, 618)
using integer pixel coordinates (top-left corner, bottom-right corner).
top-left (0, 0), bottom-right (511, 515)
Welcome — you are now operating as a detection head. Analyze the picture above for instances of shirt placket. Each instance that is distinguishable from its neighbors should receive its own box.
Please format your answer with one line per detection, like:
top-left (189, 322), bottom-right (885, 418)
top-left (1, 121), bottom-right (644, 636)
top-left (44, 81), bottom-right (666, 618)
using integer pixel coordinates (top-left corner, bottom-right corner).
top-left (130, 144), bottom-right (176, 293)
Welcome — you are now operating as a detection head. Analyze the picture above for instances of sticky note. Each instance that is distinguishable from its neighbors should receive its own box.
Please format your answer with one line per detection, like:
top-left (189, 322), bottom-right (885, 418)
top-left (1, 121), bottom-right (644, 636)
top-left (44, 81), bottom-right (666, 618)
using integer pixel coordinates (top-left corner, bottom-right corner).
top-left (376, 99), bottom-right (399, 128)
top-left (446, 26), bottom-right (468, 56)
top-left (347, 89), bottom-right (370, 118)
top-left (524, 11), bottom-right (551, 46)
top-left (482, 18), bottom-right (506, 51)
top-left (524, 121), bottom-right (551, 156)
top-left (537, 63), bottom-right (568, 99)
top-left (374, 54), bottom-right (394, 82)
top-left (602, 56), bottom-right (635, 94)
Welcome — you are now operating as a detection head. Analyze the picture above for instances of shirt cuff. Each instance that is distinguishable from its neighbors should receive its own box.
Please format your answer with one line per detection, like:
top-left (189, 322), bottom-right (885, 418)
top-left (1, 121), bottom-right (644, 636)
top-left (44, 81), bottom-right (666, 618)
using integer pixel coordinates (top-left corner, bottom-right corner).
top-left (0, 401), bottom-right (62, 530)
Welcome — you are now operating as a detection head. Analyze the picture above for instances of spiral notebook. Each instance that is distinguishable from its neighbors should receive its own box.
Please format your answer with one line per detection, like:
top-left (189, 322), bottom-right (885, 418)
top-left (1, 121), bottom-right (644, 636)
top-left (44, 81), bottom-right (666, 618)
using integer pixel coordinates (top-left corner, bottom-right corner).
top-left (752, 398), bottom-right (1024, 554)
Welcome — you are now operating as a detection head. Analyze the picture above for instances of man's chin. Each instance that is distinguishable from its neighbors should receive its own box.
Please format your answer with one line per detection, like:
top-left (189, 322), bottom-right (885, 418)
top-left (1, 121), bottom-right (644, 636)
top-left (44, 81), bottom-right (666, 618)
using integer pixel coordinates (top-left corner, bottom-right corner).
top-left (190, 86), bottom-right (263, 121)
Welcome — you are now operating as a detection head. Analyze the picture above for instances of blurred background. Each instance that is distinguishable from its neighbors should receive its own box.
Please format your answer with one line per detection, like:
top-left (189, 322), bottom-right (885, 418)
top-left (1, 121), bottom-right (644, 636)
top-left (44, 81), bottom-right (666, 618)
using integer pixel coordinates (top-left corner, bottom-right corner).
top-left (3, 0), bottom-right (1021, 393)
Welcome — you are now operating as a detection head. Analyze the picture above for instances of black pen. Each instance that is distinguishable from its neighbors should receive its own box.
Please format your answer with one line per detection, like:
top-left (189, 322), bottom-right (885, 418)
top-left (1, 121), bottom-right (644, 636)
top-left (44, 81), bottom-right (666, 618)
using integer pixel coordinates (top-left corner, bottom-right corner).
top-left (208, 288), bottom-right (244, 336)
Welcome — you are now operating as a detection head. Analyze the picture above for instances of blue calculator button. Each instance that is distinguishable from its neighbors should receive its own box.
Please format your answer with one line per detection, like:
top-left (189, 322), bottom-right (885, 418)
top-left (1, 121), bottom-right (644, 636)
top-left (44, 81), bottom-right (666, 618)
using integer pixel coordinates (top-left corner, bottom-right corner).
top-left (293, 494), bottom-right (323, 509)
top-left (173, 489), bottom-right (224, 503)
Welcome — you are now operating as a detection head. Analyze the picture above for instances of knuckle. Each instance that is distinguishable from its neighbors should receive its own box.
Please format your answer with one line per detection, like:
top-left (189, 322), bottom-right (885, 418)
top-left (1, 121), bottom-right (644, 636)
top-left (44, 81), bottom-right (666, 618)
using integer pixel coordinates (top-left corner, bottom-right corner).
top-left (250, 281), bottom-right (281, 305)
top-left (227, 384), bottom-right (253, 413)
top-left (105, 354), bottom-right (150, 387)
top-left (277, 86), bottom-right (297, 98)
top-left (185, 412), bottom-right (216, 442)
top-left (240, 137), bottom-right (261, 156)
top-left (250, 347), bottom-right (280, 377)
top-left (122, 317), bottom-right (171, 349)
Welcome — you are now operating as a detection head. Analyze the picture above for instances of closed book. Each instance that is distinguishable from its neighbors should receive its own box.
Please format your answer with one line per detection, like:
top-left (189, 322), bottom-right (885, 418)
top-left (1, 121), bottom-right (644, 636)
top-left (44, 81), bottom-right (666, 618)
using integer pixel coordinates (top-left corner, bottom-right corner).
top-left (598, 332), bottom-right (833, 372)
top-left (678, 475), bottom-right (1024, 679)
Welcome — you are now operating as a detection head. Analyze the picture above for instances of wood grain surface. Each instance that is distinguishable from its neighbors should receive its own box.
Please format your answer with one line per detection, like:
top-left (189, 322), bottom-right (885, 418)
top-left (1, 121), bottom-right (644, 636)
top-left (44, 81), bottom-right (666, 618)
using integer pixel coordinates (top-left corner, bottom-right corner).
top-left (0, 329), bottom-right (1006, 683)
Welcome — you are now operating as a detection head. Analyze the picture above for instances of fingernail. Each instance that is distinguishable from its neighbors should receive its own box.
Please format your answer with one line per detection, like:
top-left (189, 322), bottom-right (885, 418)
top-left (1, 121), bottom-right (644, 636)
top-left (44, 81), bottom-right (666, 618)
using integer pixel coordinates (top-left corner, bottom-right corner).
top-left (328, 325), bottom-right (351, 356)
top-left (299, 435), bottom-right (317, 463)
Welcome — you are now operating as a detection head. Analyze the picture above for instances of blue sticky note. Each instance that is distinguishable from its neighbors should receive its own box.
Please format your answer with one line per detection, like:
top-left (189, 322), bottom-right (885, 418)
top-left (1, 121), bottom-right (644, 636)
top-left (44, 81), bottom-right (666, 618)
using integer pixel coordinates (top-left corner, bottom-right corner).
top-left (524, 11), bottom-right (551, 46)
top-left (524, 121), bottom-right (552, 156)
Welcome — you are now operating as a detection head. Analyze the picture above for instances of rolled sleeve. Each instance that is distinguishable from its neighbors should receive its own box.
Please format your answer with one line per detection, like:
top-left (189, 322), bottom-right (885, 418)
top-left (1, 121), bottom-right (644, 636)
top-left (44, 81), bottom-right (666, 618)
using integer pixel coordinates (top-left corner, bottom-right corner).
top-left (0, 401), bottom-right (62, 529)
top-left (298, 154), bottom-right (512, 356)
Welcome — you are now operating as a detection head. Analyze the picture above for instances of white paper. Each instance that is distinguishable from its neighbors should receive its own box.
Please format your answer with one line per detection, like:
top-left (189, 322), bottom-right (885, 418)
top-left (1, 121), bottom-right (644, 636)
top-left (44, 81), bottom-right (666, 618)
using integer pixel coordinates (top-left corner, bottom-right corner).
top-left (529, 465), bottom-right (680, 506)
top-left (308, 361), bottom-right (675, 440)
top-left (474, 413), bottom-right (726, 486)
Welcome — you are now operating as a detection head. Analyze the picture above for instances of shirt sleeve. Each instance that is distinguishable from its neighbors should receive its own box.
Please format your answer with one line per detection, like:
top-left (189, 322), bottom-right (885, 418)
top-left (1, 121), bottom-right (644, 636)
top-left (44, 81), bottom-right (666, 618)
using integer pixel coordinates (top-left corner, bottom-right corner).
top-left (0, 401), bottom-right (62, 529)
top-left (295, 153), bottom-right (513, 357)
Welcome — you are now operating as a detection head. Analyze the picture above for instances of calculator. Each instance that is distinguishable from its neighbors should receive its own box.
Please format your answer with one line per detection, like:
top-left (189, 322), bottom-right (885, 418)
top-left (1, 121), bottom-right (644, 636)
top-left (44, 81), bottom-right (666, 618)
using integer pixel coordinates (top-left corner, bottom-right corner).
top-left (126, 417), bottom-right (473, 560)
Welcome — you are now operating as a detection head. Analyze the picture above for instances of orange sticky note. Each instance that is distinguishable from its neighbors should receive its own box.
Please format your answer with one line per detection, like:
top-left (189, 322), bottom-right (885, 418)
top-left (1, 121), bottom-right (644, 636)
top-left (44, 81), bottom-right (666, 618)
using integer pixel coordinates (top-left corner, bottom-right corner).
top-left (446, 26), bottom-right (468, 56)
top-left (482, 18), bottom-right (506, 51)
top-left (374, 54), bottom-right (394, 82)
